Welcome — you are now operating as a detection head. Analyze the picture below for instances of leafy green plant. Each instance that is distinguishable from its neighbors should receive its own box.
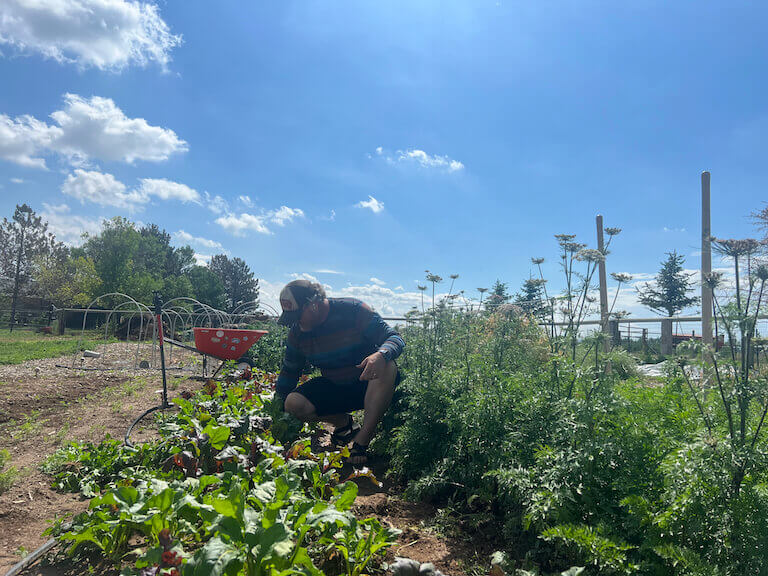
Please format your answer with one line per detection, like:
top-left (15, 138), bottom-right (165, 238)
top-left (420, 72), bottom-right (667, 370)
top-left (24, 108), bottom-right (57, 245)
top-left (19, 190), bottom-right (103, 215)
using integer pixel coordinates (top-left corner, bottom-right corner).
top-left (0, 449), bottom-right (19, 494)
top-left (44, 367), bottom-right (399, 575)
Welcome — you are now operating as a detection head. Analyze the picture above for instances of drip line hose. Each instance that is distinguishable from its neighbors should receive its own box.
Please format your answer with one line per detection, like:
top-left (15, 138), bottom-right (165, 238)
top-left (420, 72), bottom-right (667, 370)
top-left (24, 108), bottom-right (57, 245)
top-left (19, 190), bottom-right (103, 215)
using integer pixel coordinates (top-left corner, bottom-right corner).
top-left (124, 292), bottom-right (171, 449)
top-left (124, 403), bottom-right (169, 448)
top-left (3, 521), bottom-right (72, 576)
top-left (3, 537), bottom-right (58, 576)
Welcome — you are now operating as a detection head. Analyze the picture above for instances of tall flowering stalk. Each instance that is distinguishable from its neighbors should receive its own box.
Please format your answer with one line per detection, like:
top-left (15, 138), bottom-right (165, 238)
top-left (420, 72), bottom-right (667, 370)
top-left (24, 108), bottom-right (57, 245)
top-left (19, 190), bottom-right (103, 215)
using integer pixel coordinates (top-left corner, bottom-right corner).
top-left (675, 238), bottom-right (768, 571)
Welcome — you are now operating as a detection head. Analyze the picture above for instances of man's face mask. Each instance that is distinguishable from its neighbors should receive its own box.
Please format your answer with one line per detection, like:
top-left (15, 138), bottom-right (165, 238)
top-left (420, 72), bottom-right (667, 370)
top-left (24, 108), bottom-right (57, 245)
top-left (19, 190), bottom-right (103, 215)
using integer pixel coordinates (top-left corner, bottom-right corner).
top-left (278, 285), bottom-right (305, 327)
top-left (277, 306), bottom-right (302, 327)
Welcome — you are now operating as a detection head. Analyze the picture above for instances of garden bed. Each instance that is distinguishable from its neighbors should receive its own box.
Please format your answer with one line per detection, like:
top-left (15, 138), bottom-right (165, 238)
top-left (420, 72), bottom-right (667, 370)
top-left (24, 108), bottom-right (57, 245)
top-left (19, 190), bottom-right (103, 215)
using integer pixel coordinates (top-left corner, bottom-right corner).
top-left (0, 347), bottom-right (488, 576)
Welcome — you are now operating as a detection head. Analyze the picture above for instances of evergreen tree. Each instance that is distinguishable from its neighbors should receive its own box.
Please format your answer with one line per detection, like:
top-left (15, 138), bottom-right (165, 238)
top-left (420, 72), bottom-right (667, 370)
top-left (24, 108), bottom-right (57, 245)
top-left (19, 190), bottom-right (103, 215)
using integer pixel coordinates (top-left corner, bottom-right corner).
top-left (0, 204), bottom-right (61, 330)
top-left (637, 251), bottom-right (699, 316)
top-left (187, 265), bottom-right (227, 309)
top-left (208, 255), bottom-right (259, 312)
top-left (515, 277), bottom-right (549, 319)
top-left (755, 204), bottom-right (768, 242)
top-left (485, 279), bottom-right (510, 312)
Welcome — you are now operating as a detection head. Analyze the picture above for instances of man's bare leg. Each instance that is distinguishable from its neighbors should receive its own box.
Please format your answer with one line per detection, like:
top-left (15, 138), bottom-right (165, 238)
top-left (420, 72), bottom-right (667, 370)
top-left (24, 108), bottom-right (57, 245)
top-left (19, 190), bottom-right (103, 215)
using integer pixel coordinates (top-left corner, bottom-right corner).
top-left (353, 360), bottom-right (397, 449)
top-left (284, 393), bottom-right (348, 428)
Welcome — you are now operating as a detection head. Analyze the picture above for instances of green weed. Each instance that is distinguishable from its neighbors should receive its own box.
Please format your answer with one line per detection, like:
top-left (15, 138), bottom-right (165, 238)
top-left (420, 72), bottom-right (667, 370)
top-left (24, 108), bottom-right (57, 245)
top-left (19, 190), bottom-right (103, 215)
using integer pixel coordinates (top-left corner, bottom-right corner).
top-left (10, 410), bottom-right (45, 440)
top-left (0, 449), bottom-right (19, 494)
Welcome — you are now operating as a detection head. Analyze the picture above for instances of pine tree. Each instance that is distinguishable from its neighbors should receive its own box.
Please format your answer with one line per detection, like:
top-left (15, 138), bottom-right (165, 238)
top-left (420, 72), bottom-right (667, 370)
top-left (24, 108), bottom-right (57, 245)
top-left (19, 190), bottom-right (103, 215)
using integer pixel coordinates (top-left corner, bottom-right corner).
top-left (0, 204), bottom-right (60, 330)
top-left (208, 255), bottom-right (259, 312)
top-left (637, 251), bottom-right (699, 316)
top-left (515, 277), bottom-right (548, 319)
top-left (485, 279), bottom-right (510, 312)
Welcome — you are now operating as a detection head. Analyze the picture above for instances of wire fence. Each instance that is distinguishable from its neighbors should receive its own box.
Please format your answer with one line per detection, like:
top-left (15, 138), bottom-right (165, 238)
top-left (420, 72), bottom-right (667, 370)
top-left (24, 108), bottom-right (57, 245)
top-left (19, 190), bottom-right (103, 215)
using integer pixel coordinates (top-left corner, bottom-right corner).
top-left (0, 307), bottom-right (55, 333)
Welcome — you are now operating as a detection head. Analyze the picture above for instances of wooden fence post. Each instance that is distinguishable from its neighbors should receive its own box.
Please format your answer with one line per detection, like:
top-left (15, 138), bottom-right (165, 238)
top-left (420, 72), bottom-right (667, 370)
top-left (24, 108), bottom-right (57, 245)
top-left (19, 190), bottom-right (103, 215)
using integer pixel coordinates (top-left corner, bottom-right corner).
top-left (661, 318), bottom-right (673, 355)
top-left (597, 215), bottom-right (609, 351)
top-left (609, 319), bottom-right (621, 347)
top-left (702, 171), bottom-right (713, 346)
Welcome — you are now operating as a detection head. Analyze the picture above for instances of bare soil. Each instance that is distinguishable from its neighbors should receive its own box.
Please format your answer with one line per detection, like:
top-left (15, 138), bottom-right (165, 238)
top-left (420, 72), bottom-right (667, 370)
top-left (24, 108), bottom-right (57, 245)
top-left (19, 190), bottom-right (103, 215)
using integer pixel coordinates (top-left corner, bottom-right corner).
top-left (0, 346), bottom-right (490, 575)
top-left (0, 344), bottom-right (197, 573)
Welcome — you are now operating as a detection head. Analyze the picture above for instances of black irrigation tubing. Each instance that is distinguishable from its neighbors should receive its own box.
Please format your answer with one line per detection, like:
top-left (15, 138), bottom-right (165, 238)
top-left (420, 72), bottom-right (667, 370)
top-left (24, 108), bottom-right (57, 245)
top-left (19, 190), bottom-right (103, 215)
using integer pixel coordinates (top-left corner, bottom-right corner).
top-left (3, 537), bottom-right (58, 576)
top-left (53, 364), bottom-right (191, 372)
top-left (3, 522), bottom-right (72, 576)
top-left (124, 403), bottom-right (172, 449)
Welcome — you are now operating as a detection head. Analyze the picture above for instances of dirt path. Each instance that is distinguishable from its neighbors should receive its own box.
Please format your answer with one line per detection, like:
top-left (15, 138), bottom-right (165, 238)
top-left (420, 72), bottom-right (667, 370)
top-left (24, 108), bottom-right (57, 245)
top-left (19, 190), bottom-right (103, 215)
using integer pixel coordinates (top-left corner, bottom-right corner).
top-left (0, 344), bottom-right (198, 573)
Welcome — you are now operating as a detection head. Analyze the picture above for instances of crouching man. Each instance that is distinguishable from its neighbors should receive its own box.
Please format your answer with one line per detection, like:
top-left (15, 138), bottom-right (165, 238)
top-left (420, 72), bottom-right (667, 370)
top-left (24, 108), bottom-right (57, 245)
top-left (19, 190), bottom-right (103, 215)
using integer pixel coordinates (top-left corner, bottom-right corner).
top-left (274, 279), bottom-right (404, 465)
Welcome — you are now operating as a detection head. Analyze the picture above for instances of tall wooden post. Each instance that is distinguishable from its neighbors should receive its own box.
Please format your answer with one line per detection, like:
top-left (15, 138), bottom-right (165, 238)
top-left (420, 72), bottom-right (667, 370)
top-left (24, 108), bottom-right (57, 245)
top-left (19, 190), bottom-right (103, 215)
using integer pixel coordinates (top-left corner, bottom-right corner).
top-left (597, 215), bottom-right (609, 351)
top-left (661, 318), bottom-right (673, 355)
top-left (701, 172), bottom-right (713, 346)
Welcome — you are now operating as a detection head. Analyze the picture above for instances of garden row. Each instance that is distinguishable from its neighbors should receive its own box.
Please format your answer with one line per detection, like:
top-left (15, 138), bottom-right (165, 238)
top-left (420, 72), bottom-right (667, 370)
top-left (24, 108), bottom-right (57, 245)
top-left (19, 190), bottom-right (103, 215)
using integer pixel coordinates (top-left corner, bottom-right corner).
top-left (41, 368), bottom-right (399, 576)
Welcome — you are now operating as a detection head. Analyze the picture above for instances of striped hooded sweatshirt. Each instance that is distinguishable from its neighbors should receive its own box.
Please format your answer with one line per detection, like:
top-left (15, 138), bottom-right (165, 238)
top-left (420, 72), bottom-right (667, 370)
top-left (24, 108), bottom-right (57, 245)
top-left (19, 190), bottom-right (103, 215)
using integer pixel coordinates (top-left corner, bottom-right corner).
top-left (275, 298), bottom-right (405, 398)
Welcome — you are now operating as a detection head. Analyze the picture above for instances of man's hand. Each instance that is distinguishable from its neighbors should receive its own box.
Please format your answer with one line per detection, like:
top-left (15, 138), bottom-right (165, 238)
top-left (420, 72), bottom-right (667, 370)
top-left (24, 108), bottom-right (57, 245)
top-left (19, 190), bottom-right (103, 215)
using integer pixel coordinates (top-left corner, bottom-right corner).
top-left (357, 351), bottom-right (387, 381)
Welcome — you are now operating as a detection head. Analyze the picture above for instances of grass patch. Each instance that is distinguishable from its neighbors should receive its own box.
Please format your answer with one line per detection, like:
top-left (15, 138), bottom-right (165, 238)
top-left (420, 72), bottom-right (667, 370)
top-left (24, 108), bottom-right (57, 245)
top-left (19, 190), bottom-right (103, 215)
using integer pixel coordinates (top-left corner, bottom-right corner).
top-left (0, 330), bottom-right (113, 365)
top-left (0, 449), bottom-right (19, 494)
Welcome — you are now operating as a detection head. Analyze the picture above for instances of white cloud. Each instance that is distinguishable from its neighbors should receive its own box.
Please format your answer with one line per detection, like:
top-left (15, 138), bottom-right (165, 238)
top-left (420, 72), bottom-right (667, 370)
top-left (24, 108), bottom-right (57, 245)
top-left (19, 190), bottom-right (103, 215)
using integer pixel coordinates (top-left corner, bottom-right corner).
top-left (50, 94), bottom-right (188, 164)
top-left (315, 269), bottom-right (343, 275)
top-left (239, 195), bottom-right (254, 208)
top-left (10, 177), bottom-right (24, 184)
top-left (193, 253), bottom-right (212, 266)
top-left (255, 278), bottom-right (286, 315)
top-left (290, 272), bottom-right (322, 284)
top-left (270, 206), bottom-right (305, 226)
top-left (332, 283), bottom-right (441, 317)
top-left (62, 169), bottom-right (199, 212)
top-left (356, 195), bottom-right (384, 213)
top-left (319, 209), bottom-right (336, 222)
top-left (215, 206), bottom-right (305, 236)
top-left (204, 192), bottom-right (229, 215)
top-left (369, 277), bottom-right (386, 286)
top-left (398, 149), bottom-right (464, 172)
top-left (137, 178), bottom-right (199, 203)
top-left (373, 146), bottom-right (464, 173)
top-left (173, 230), bottom-right (223, 251)
top-left (0, 94), bottom-right (187, 169)
top-left (663, 226), bottom-right (687, 233)
top-left (40, 202), bottom-right (102, 246)
top-left (215, 213), bottom-right (271, 236)
top-left (0, 113), bottom-right (60, 168)
top-left (0, 0), bottom-right (181, 70)
top-left (62, 169), bottom-right (143, 210)
top-left (394, 285), bottom-right (404, 290)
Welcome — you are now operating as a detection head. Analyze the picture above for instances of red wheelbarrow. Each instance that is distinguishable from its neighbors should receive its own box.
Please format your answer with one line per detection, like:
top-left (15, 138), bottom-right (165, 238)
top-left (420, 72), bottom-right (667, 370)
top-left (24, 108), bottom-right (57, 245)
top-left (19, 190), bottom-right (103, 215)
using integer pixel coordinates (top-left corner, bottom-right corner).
top-left (165, 327), bottom-right (268, 378)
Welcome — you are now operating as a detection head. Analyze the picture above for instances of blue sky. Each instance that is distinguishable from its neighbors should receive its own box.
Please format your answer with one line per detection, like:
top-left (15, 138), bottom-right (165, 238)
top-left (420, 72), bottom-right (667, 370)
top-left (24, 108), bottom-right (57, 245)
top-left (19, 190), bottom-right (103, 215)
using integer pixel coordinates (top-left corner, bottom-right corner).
top-left (0, 1), bottom-right (766, 316)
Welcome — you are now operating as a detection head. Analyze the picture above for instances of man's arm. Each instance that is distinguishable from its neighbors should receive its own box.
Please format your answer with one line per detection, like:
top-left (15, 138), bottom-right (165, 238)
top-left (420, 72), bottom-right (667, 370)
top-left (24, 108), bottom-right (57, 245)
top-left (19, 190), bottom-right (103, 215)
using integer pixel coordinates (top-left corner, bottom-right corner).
top-left (275, 332), bottom-right (305, 398)
top-left (360, 304), bottom-right (405, 361)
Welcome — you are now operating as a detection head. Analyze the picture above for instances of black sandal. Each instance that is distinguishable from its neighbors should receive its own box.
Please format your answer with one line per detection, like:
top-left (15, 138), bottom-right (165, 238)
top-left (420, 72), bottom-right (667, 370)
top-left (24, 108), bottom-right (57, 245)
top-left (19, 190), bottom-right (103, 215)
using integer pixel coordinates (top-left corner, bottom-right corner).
top-left (330, 415), bottom-right (361, 447)
top-left (348, 442), bottom-right (369, 466)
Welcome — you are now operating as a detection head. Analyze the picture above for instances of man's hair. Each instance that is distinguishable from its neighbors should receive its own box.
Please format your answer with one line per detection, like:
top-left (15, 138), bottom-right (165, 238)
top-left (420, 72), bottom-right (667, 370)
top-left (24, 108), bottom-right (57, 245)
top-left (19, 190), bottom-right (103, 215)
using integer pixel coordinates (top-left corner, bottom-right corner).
top-left (284, 278), bottom-right (326, 303)
top-left (306, 281), bottom-right (326, 301)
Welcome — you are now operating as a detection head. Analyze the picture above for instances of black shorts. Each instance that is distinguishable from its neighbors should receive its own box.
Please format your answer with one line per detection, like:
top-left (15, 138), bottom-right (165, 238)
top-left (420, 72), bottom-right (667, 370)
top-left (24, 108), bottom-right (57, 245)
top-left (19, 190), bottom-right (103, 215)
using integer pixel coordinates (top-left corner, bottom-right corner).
top-left (292, 369), bottom-right (403, 416)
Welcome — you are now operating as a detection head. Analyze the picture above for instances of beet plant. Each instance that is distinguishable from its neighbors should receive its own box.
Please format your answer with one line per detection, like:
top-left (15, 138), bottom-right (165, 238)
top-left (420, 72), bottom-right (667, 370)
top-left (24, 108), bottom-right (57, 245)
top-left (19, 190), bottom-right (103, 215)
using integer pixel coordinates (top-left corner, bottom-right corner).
top-left (43, 367), bottom-right (399, 575)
